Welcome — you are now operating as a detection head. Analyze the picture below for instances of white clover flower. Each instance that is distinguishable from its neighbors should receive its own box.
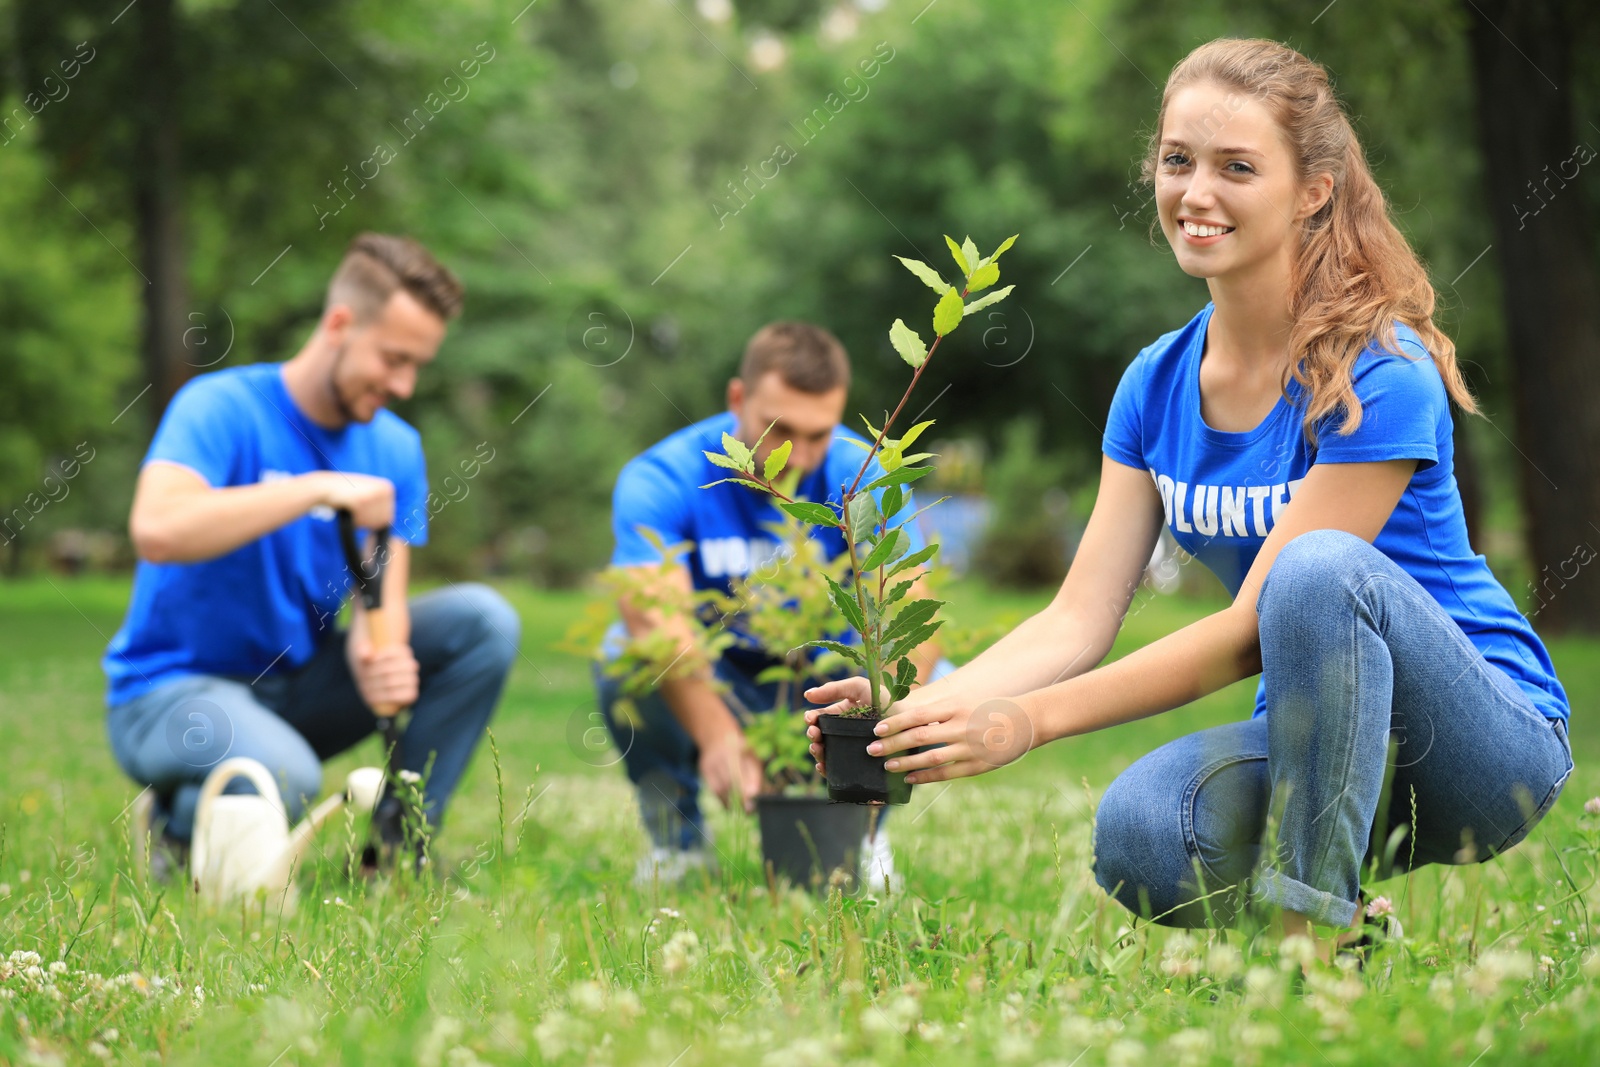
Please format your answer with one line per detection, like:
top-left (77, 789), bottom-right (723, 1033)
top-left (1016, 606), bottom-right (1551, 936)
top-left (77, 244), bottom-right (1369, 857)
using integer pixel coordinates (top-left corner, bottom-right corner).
top-left (1159, 932), bottom-right (1201, 978)
top-left (1465, 949), bottom-right (1534, 998)
top-left (1167, 1028), bottom-right (1213, 1067)
top-left (418, 1016), bottom-right (466, 1067)
top-left (863, 993), bottom-right (919, 1036)
top-left (1244, 965), bottom-right (1283, 1008)
top-left (1583, 796), bottom-right (1600, 817)
top-left (611, 988), bottom-right (643, 1023)
top-left (567, 980), bottom-right (606, 1015)
top-left (1236, 1022), bottom-right (1282, 1048)
top-left (1365, 895), bottom-right (1394, 919)
top-left (1106, 1038), bottom-right (1146, 1067)
top-left (1278, 934), bottom-right (1318, 971)
top-left (660, 930), bottom-right (701, 976)
top-left (996, 1032), bottom-right (1036, 1062)
top-left (1060, 1014), bottom-right (1096, 1047)
top-left (47, 961), bottom-right (67, 976)
top-left (1206, 942), bottom-right (1243, 981)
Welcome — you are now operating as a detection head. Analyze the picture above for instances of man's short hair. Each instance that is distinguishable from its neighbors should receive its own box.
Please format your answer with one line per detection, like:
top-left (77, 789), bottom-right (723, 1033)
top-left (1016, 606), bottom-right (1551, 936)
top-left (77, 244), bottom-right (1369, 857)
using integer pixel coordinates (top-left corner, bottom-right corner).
top-left (326, 233), bottom-right (465, 323)
top-left (738, 321), bottom-right (851, 394)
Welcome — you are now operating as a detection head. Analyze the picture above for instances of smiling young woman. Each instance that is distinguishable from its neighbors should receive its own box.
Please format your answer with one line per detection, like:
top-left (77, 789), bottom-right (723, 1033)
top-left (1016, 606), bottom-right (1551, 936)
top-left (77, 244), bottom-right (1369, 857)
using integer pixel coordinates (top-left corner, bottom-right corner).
top-left (804, 38), bottom-right (1573, 951)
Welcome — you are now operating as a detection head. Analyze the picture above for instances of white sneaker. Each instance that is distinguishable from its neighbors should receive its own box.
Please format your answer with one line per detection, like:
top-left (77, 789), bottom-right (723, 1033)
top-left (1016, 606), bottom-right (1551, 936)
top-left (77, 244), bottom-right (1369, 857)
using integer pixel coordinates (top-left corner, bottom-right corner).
top-left (858, 828), bottom-right (904, 896)
top-left (632, 846), bottom-right (715, 887)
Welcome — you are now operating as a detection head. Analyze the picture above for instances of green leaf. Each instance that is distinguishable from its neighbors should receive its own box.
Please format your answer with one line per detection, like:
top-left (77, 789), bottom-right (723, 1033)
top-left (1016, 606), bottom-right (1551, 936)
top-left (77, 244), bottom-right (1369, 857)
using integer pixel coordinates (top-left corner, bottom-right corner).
top-left (962, 285), bottom-right (1015, 316)
top-left (887, 620), bottom-right (944, 664)
top-left (721, 432), bottom-right (753, 470)
top-left (751, 420), bottom-right (778, 455)
top-left (899, 420), bottom-right (936, 449)
top-left (860, 528), bottom-right (909, 572)
top-left (864, 465), bottom-right (934, 492)
top-left (944, 234), bottom-right (970, 277)
top-left (859, 414), bottom-right (886, 442)
top-left (961, 236), bottom-right (980, 275)
top-left (933, 287), bottom-right (965, 337)
top-left (893, 256), bottom-right (952, 295)
top-left (890, 657), bottom-right (919, 703)
top-left (755, 664), bottom-right (794, 684)
top-left (847, 492), bottom-right (880, 542)
top-left (967, 261), bottom-right (1000, 293)
top-left (808, 639), bottom-right (865, 666)
top-left (886, 543), bottom-right (938, 579)
top-left (700, 477), bottom-right (768, 491)
top-left (779, 500), bottom-right (840, 527)
top-left (979, 234), bottom-right (1019, 268)
top-left (883, 597), bottom-right (942, 645)
top-left (764, 439), bottom-right (792, 482)
top-left (878, 445), bottom-right (903, 473)
top-left (823, 573), bottom-right (865, 633)
top-left (881, 485), bottom-right (904, 522)
top-left (839, 436), bottom-right (873, 453)
top-left (886, 495), bottom-right (950, 536)
top-left (704, 451), bottom-right (745, 471)
top-left (883, 578), bottom-right (915, 608)
top-left (889, 318), bottom-right (928, 369)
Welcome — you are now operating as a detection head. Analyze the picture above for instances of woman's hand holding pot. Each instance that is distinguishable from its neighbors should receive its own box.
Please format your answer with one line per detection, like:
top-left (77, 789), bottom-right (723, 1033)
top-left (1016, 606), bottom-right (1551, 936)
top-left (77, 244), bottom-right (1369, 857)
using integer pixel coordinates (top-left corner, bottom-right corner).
top-left (807, 687), bottom-right (1037, 784)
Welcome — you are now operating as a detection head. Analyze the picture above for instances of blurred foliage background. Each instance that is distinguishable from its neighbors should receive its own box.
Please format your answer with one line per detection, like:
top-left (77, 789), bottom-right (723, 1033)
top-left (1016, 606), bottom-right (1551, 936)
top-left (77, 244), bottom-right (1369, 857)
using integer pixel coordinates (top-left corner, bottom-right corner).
top-left (0, 0), bottom-right (1596, 623)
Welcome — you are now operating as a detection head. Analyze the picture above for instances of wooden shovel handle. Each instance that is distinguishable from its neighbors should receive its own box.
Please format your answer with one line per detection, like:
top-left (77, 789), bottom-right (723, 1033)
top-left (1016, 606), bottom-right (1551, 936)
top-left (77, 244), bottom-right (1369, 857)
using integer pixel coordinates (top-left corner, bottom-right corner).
top-left (364, 603), bottom-right (401, 719)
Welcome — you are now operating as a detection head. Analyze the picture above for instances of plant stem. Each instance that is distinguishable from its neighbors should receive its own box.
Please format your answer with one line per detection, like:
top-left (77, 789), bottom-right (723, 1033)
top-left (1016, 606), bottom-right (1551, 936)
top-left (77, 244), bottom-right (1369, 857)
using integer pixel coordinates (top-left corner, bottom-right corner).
top-left (842, 532), bottom-right (881, 714)
top-left (844, 283), bottom-right (970, 499)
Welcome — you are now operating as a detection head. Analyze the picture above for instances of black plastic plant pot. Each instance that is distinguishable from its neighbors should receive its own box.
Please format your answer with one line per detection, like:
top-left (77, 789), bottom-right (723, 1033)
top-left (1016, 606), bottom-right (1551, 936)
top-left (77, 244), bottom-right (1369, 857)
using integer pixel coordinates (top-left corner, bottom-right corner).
top-left (817, 714), bottom-right (913, 805)
top-left (755, 795), bottom-right (869, 890)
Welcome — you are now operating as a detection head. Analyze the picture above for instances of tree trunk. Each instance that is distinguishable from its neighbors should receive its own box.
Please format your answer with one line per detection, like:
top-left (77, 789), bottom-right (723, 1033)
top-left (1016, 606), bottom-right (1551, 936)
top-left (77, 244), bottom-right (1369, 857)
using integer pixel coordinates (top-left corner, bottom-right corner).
top-left (1465, 0), bottom-right (1600, 632)
top-left (135, 0), bottom-right (190, 423)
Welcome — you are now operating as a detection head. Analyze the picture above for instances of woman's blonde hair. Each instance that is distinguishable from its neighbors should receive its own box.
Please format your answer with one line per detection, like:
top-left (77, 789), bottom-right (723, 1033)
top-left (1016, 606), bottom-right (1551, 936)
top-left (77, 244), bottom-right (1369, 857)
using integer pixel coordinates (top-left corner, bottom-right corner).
top-left (1143, 38), bottom-right (1478, 443)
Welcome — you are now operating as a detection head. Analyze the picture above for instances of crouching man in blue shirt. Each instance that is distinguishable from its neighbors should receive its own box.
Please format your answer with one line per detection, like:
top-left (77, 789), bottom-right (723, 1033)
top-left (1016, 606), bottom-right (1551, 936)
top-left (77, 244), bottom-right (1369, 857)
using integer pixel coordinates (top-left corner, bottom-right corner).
top-left (103, 233), bottom-right (520, 875)
top-left (599, 321), bottom-right (953, 889)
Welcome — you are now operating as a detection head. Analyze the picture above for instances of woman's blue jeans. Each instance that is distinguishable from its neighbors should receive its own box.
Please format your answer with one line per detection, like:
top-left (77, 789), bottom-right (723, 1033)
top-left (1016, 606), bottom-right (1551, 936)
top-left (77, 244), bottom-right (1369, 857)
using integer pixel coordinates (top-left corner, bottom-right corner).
top-left (1092, 529), bottom-right (1574, 928)
top-left (106, 583), bottom-right (521, 842)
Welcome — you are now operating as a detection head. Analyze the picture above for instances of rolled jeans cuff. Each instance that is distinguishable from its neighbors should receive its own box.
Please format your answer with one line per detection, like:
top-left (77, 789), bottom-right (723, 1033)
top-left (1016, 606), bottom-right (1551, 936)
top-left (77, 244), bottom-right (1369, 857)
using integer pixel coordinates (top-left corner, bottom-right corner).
top-left (1250, 866), bottom-right (1359, 928)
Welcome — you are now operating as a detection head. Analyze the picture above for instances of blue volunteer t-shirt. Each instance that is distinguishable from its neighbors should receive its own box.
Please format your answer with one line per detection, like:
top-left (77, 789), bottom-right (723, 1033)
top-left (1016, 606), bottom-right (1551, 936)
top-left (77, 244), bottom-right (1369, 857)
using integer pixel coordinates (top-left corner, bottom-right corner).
top-left (609, 411), bottom-right (926, 665)
top-left (1102, 303), bottom-right (1569, 723)
top-left (103, 364), bottom-right (429, 707)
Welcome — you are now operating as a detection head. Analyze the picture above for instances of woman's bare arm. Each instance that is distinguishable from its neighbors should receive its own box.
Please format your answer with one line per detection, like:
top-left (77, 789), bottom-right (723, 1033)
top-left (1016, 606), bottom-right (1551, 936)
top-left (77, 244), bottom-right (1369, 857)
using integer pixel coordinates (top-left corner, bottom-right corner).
top-left (1018, 458), bottom-right (1418, 745)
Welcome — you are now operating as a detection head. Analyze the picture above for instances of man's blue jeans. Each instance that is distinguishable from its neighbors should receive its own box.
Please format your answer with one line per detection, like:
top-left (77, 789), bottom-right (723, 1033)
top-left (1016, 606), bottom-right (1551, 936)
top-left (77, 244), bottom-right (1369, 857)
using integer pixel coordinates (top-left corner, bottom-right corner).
top-left (106, 584), bottom-right (521, 842)
top-left (594, 623), bottom-right (954, 850)
top-left (1092, 529), bottom-right (1575, 928)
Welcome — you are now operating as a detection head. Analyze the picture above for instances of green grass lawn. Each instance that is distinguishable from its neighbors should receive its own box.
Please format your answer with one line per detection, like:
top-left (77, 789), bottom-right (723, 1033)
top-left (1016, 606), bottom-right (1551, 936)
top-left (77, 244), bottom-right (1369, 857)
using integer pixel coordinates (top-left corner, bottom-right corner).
top-left (0, 575), bottom-right (1596, 1065)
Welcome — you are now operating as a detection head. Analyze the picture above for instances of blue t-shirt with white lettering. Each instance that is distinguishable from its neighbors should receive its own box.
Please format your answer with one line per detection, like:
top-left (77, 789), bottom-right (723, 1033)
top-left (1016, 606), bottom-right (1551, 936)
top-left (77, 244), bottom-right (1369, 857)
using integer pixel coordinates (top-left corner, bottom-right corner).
top-left (1103, 303), bottom-right (1568, 723)
top-left (608, 411), bottom-right (925, 666)
top-left (103, 364), bottom-right (429, 707)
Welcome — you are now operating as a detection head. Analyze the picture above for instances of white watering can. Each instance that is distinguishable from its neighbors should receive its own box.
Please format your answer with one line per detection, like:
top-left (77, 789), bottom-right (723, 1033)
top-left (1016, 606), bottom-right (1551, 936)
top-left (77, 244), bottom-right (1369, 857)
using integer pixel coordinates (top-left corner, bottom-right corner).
top-left (190, 757), bottom-right (385, 910)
